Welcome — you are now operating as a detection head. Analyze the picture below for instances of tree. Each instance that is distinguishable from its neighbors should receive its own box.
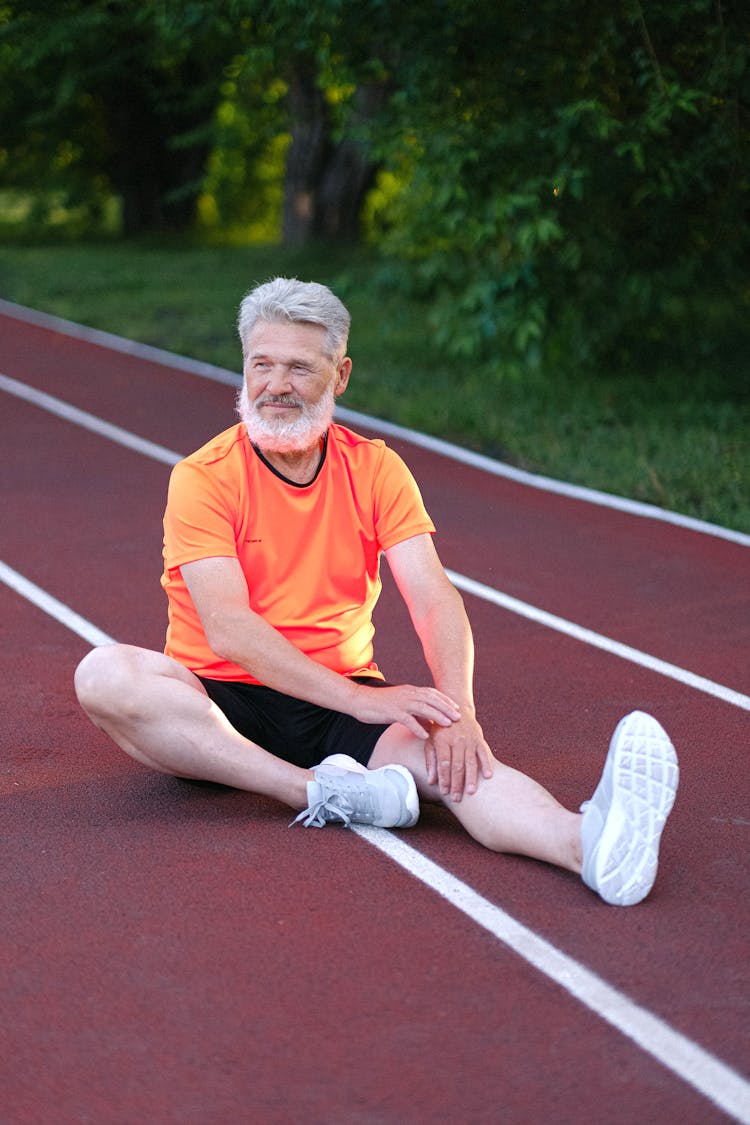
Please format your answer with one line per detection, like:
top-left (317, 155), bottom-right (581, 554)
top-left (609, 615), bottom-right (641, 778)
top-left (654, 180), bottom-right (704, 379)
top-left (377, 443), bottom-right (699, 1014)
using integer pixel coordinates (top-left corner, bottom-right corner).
top-left (232, 0), bottom-right (390, 246)
top-left (2, 0), bottom-right (746, 382)
top-left (360, 0), bottom-right (750, 372)
top-left (0, 1), bottom-right (242, 234)
top-left (0, 0), bottom-right (390, 242)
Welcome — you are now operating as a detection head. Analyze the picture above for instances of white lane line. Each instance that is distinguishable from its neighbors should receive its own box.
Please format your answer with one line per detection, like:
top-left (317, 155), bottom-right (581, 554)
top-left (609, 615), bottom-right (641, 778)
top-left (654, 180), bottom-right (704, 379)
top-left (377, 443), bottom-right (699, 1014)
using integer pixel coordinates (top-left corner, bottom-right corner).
top-left (2, 553), bottom-right (748, 1123)
top-left (0, 561), bottom-right (115, 647)
top-left (2, 372), bottom-right (747, 711)
top-left (353, 825), bottom-right (750, 1125)
top-left (2, 297), bottom-right (748, 549)
top-left (337, 405), bottom-right (750, 549)
top-left (447, 570), bottom-right (750, 712)
top-left (0, 373), bottom-right (182, 466)
top-left (0, 298), bottom-right (241, 387)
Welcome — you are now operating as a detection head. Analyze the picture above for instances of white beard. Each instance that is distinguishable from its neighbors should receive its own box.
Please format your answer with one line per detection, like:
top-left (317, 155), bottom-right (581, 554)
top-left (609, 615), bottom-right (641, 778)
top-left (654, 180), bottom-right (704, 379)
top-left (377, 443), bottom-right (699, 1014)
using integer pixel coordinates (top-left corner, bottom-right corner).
top-left (236, 382), bottom-right (336, 453)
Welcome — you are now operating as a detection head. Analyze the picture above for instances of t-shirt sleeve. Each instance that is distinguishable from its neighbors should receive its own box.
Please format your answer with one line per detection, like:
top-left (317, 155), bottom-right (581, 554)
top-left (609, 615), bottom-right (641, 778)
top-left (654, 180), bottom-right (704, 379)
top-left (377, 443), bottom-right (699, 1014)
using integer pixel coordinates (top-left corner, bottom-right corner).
top-left (373, 445), bottom-right (435, 551)
top-left (163, 458), bottom-right (239, 571)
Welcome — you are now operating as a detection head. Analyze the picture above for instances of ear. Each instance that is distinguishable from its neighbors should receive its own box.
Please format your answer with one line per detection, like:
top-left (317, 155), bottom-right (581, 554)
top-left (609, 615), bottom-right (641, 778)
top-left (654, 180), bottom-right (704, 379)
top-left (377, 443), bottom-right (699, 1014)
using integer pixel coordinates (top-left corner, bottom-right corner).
top-left (334, 356), bottom-right (352, 397)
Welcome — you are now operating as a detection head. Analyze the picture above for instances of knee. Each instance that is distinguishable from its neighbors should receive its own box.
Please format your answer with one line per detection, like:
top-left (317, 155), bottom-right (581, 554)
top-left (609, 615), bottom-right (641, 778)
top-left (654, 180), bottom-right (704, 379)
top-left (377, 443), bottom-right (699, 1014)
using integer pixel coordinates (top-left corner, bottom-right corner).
top-left (74, 644), bottom-right (135, 719)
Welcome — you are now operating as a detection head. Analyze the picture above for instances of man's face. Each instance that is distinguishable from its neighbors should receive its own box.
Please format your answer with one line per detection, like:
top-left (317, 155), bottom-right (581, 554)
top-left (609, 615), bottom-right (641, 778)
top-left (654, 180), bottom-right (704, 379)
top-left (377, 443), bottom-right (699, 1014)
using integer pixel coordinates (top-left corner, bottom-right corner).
top-left (238, 321), bottom-right (351, 454)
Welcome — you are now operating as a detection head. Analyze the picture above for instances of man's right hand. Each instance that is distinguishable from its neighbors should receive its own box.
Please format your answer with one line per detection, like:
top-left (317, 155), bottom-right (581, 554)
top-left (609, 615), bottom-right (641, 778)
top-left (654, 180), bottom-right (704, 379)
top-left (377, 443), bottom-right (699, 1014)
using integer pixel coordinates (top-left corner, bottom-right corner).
top-left (352, 683), bottom-right (461, 740)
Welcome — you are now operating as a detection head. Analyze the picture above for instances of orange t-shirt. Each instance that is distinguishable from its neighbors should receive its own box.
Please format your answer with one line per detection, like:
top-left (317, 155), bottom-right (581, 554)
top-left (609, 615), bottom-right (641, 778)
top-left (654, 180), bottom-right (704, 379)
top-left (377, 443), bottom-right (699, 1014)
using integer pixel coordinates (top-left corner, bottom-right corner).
top-left (161, 422), bottom-right (435, 682)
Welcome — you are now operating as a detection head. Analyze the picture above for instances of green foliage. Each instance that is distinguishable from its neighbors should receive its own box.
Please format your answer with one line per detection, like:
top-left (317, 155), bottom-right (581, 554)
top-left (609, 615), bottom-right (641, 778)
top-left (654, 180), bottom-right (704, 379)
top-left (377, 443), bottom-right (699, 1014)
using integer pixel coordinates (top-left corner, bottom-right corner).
top-left (198, 63), bottom-right (289, 240)
top-left (0, 1), bottom-right (245, 232)
top-left (359, 0), bottom-right (749, 379)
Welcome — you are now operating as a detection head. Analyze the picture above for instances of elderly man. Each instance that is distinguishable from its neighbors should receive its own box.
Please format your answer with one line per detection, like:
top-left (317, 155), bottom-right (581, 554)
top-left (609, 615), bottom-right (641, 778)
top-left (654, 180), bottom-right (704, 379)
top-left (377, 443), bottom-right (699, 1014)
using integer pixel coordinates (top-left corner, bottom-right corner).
top-left (75, 277), bottom-right (678, 906)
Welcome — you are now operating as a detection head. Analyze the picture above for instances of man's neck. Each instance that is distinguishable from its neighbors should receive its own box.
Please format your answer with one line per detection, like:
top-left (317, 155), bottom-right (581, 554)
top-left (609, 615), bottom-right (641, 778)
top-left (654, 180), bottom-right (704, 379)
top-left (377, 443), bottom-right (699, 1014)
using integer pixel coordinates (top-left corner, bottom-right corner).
top-left (254, 434), bottom-right (327, 485)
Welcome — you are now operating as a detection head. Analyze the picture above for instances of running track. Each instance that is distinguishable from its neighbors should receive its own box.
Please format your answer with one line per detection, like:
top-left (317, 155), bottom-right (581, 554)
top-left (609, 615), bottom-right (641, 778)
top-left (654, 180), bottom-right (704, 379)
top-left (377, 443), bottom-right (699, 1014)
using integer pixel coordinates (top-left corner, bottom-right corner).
top-left (1, 300), bottom-right (748, 1124)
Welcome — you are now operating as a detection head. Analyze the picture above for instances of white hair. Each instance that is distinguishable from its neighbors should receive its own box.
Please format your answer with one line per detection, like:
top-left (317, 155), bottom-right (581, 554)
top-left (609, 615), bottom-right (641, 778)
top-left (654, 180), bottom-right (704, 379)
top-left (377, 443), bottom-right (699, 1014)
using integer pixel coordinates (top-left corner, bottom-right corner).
top-left (237, 277), bottom-right (351, 361)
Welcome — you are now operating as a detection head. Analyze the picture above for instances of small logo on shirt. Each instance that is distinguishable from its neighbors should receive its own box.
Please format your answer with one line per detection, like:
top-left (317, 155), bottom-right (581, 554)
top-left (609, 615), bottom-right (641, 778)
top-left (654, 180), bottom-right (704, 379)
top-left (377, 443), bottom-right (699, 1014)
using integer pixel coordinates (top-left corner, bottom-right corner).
top-left (244, 538), bottom-right (262, 543)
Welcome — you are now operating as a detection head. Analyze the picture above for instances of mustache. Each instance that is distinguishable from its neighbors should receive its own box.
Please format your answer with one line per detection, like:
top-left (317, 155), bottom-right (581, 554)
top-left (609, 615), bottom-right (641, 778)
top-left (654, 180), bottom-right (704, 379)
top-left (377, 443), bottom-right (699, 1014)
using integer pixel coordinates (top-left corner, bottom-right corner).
top-left (256, 394), bottom-right (304, 409)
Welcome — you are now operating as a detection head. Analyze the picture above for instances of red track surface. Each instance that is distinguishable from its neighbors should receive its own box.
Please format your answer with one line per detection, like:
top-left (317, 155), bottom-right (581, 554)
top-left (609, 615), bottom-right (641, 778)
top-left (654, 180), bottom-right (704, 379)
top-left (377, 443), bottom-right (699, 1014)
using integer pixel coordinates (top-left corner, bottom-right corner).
top-left (1, 308), bottom-right (748, 1124)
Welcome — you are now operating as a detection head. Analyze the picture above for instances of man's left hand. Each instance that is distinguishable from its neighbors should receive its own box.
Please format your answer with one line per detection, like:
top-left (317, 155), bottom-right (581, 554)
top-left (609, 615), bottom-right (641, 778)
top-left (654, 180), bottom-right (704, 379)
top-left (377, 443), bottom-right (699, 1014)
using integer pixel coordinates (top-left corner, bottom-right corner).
top-left (425, 714), bottom-right (495, 802)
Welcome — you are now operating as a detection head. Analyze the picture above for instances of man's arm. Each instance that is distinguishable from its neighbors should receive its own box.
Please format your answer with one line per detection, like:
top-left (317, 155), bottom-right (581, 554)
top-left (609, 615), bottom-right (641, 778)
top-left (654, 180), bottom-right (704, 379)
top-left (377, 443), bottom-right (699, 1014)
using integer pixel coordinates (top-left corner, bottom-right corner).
top-left (384, 534), bottom-right (495, 801)
top-left (180, 556), bottom-right (461, 740)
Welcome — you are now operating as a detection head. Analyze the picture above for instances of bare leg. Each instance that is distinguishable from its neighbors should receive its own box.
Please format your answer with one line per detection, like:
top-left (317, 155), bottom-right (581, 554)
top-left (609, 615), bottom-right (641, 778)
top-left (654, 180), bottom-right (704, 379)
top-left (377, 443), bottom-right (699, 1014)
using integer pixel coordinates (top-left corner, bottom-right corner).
top-left (368, 724), bottom-right (583, 873)
top-left (74, 644), bottom-right (311, 809)
top-left (76, 646), bottom-right (580, 865)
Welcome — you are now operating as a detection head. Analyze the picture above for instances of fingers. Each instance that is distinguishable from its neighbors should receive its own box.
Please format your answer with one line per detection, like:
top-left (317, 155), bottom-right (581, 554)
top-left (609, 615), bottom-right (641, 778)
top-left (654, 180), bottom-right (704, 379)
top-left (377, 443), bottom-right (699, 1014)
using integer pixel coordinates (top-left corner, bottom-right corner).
top-left (391, 688), bottom-right (457, 741)
top-left (360, 684), bottom-right (461, 735)
top-left (436, 738), bottom-right (467, 802)
top-left (355, 685), bottom-right (495, 798)
top-left (399, 712), bottom-right (431, 740)
top-left (413, 687), bottom-right (461, 727)
top-left (464, 748), bottom-right (479, 796)
top-left (431, 729), bottom-right (495, 803)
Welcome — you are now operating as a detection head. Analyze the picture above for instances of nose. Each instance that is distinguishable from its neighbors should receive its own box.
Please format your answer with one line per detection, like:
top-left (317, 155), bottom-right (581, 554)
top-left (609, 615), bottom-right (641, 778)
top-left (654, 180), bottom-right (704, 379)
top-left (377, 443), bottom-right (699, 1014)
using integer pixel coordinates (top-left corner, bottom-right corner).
top-left (266, 363), bottom-right (293, 395)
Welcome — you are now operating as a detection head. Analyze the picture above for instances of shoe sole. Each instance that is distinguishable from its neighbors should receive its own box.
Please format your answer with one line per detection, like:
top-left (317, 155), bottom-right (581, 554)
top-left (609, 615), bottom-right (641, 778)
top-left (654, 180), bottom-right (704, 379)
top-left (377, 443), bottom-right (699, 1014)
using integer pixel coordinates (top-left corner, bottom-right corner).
top-left (584, 711), bottom-right (679, 906)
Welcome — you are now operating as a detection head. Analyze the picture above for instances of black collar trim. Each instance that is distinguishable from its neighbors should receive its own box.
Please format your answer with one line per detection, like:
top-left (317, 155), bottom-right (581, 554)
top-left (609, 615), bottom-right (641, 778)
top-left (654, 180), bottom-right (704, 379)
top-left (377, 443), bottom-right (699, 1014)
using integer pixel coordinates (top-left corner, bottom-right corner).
top-left (251, 431), bottom-right (328, 488)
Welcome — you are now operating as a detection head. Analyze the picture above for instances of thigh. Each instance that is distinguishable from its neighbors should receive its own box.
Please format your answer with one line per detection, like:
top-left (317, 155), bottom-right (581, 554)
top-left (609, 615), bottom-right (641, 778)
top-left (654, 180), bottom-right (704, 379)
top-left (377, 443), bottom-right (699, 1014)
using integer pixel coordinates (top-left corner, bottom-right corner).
top-left (76, 643), bottom-right (208, 705)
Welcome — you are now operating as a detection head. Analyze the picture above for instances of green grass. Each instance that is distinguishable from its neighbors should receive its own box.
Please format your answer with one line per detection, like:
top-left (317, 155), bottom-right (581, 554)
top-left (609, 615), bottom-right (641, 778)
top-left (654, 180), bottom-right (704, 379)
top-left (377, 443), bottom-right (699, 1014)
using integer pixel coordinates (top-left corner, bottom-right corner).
top-left (1, 239), bottom-right (748, 533)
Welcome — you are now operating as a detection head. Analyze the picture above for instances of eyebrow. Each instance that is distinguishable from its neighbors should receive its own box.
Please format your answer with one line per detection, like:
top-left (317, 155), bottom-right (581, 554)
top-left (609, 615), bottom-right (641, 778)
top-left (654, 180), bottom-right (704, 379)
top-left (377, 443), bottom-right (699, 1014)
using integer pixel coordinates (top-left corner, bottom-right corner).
top-left (249, 352), bottom-right (317, 367)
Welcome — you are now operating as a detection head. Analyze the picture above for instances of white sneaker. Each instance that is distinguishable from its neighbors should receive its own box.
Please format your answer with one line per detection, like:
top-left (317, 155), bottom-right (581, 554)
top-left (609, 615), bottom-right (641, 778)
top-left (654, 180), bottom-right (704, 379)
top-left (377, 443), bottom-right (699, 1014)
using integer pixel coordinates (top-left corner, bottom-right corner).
top-left (581, 711), bottom-right (679, 906)
top-left (291, 754), bottom-right (419, 829)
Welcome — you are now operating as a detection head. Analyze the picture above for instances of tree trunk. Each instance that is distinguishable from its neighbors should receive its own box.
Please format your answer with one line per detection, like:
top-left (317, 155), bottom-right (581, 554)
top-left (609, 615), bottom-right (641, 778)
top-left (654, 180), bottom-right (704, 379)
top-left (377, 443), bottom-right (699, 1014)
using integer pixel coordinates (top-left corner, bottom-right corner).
top-left (282, 63), bottom-right (327, 246)
top-left (282, 65), bottom-right (383, 246)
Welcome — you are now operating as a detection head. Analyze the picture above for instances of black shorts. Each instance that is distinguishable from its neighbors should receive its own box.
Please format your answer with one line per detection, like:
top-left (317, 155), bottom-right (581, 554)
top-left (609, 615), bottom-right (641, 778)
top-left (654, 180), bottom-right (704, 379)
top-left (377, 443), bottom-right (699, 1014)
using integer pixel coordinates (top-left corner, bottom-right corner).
top-left (197, 675), bottom-right (390, 770)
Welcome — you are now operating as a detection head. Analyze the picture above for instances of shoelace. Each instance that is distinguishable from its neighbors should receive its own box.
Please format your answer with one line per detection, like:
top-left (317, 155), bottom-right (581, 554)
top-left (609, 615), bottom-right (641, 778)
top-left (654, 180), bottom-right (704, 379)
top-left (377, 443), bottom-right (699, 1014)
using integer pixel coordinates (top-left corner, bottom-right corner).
top-left (291, 779), bottom-right (378, 828)
top-left (290, 792), bottom-right (356, 828)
